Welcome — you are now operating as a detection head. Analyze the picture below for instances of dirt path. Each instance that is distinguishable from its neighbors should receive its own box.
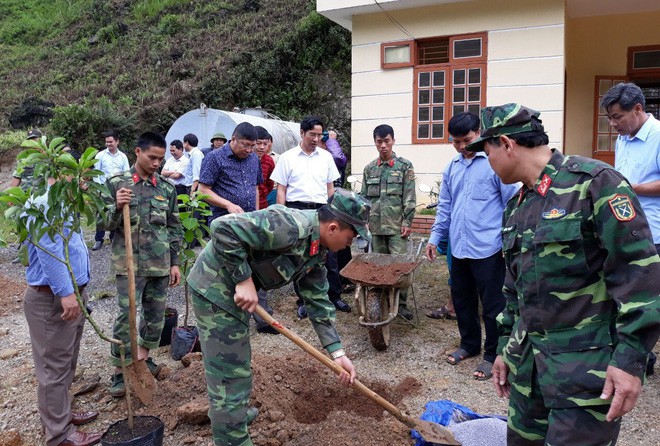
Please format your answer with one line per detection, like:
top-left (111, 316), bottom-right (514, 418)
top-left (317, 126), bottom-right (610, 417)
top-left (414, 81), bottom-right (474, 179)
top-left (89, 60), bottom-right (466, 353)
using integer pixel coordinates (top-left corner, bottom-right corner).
top-left (0, 242), bottom-right (657, 446)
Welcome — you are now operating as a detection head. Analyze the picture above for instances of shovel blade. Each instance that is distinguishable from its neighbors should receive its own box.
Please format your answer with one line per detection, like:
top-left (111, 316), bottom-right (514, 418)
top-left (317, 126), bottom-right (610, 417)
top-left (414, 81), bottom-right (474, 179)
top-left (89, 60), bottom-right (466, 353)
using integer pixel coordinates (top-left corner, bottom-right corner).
top-left (125, 360), bottom-right (156, 405)
top-left (411, 418), bottom-right (461, 445)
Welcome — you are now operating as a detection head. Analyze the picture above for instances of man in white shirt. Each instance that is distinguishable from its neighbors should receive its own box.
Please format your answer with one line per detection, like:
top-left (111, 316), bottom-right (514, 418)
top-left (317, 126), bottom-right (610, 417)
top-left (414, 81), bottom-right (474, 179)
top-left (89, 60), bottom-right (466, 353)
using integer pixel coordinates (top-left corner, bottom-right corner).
top-left (182, 133), bottom-right (204, 195)
top-left (92, 130), bottom-right (129, 250)
top-left (161, 139), bottom-right (189, 196)
top-left (271, 116), bottom-right (352, 318)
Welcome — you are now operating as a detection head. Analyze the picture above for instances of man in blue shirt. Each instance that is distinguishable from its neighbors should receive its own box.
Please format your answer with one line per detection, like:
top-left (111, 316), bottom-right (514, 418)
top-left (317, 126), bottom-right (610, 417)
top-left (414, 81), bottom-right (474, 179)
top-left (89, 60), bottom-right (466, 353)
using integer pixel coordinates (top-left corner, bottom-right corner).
top-left (601, 82), bottom-right (660, 376)
top-left (425, 112), bottom-right (518, 380)
top-left (24, 188), bottom-right (102, 446)
top-left (198, 122), bottom-right (263, 221)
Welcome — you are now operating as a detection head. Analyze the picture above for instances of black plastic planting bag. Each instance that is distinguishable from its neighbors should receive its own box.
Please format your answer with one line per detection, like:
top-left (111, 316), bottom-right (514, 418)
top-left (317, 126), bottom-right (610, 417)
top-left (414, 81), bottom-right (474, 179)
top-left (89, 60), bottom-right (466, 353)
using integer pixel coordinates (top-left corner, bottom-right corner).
top-left (170, 326), bottom-right (199, 360)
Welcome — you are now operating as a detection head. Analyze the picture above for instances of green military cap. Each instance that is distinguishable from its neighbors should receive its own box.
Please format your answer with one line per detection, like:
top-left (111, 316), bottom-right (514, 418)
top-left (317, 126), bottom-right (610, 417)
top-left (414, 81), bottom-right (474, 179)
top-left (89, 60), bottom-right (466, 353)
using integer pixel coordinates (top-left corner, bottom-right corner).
top-left (210, 132), bottom-right (227, 143)
top-left (327, 188), bottom-right (372, 241)
top-left (467, 103), bottom-right (542, 152)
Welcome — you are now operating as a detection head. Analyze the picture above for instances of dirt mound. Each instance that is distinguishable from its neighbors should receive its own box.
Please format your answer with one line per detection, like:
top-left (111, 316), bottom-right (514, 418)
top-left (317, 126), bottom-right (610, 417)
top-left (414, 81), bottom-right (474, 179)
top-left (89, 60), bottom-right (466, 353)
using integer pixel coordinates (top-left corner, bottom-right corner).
top-left (112, 353), bottom-right (420, 445)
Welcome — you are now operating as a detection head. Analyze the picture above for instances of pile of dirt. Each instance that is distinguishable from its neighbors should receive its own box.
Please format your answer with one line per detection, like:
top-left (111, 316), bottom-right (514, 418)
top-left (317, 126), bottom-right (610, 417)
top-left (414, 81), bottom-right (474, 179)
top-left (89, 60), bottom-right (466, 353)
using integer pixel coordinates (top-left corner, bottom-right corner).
top-left (107, 353), bottom-right (420, 446)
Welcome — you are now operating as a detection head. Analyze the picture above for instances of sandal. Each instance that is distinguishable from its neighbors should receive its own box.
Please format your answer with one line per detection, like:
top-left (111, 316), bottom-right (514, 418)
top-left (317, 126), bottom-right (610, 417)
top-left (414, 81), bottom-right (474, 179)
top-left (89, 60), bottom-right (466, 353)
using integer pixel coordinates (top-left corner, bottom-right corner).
top-left (446, 348), bottom-right (476, 365)
top-left (426, 305), bottom-right (457, 320)
top-left (473, 360), bottom-right (494, 381)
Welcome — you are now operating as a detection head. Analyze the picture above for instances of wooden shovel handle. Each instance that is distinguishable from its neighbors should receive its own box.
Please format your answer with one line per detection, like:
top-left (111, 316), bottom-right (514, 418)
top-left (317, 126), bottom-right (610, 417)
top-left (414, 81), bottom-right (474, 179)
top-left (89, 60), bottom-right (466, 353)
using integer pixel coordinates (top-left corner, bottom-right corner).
top-left (253, 305), bottom-right (409, 425)
top-left (123, 205), bottom-right (138, 358)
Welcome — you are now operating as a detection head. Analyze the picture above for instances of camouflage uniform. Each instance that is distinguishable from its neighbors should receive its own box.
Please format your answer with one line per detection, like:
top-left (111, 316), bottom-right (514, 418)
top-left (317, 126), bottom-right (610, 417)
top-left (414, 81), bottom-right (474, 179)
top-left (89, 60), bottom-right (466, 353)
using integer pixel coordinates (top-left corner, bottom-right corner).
top-left (101, 167), bottom-right (182, 366)
top-left (187, 191), bottom-right (370, 446)
top-left (12, 165), bottom-right (38, 192)
top-left (497, 151), bottom-right (660, 444)
top-left (361, 155), bottom-right (416, 303)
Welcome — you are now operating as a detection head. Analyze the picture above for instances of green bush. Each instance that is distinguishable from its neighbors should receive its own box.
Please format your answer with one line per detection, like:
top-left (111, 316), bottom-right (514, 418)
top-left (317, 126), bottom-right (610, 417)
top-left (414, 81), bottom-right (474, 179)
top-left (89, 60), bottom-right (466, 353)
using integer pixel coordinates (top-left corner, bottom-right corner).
top-left (49, 98), bottom-right (137, 157)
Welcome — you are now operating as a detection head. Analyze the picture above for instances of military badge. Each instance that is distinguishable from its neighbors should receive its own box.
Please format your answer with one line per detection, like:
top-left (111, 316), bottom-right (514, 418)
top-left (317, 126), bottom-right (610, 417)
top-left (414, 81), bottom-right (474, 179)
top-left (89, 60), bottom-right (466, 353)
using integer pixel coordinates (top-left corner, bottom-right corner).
top-left (154, 195), bottom-right (166, 201)
top-left (406, 169), bottom-right (415, 181)
top-left (309, 239), bottom-right (319, 256)
top-left (536, 174), bottom-right (552, 197)
top-left (542, 207), bottom-right (566, 220)
top-left (608, 194), bottom-right (636, 222)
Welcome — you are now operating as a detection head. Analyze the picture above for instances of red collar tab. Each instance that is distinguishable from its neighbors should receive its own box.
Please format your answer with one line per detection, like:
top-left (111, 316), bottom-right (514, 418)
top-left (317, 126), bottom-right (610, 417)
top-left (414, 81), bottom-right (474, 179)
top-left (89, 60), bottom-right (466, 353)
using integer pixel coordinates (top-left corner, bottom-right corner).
top-left (132, 172), bottom-right (157, 186)
top-left (309, 239), bottom-right (319, 256)
top-left (536, 174), bottom-right (552, 197)
top-left (517, 188), bottom-right (524, 206)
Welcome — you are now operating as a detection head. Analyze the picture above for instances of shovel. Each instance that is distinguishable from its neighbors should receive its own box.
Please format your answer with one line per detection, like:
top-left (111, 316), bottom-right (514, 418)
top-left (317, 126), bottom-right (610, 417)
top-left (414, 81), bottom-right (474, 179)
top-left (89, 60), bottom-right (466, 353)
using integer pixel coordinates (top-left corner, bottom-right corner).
top-left (253, 305), bottom-right (460, 445)
top-left (122, 204), bottom-right (156, 405)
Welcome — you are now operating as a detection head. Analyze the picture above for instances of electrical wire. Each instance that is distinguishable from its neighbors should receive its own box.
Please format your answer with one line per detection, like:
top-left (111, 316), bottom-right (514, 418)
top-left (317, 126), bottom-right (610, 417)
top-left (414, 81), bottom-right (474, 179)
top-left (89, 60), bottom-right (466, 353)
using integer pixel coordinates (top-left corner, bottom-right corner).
top-left (374, 0), bottom-right (415, 39)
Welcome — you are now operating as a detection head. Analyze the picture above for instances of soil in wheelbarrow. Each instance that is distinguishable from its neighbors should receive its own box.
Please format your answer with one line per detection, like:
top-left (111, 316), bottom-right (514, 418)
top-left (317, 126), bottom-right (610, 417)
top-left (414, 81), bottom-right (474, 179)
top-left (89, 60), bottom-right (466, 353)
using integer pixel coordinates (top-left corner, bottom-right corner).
top-left (115, 353), bottom-right (420, 446)
top-left (342, 261), bottom-right (420, 287)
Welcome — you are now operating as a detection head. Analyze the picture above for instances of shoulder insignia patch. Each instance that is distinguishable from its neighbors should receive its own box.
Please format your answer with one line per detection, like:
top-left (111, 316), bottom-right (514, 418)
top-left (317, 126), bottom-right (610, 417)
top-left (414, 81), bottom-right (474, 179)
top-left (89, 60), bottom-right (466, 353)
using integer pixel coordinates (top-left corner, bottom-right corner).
top-left (608, 194), bottom-right (636, 222)
top-left (536, 174), bottom-right (552, 197)
top-left (309, 239), bottom-right (319, 256)
top-left (542, 207), bottom-right (566, 220)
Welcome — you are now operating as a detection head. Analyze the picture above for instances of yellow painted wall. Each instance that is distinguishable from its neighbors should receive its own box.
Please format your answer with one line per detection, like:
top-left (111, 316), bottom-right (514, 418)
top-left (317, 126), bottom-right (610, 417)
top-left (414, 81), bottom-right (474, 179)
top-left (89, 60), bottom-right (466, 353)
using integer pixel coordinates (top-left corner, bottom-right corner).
top-left (565, 11), bottom-right (660, 158)
top-left (349, 0), bottom-right (565, 199)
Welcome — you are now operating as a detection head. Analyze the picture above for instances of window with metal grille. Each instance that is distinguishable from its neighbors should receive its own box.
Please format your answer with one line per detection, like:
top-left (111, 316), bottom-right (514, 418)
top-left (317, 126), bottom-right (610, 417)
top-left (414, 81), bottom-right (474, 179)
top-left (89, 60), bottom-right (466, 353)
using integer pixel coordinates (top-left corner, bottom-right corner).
top-left (412, 33), bottom-right (487, 144)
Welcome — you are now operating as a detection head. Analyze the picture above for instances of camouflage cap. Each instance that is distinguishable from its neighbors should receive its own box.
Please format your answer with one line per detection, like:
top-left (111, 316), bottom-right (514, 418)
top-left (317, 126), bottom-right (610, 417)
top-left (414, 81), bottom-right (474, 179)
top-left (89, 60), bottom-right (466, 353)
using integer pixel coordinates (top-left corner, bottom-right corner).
top-left (210, 132), bottom-right (227, 142)
top-left (27, 129), bottom-right (42, 139)
top-left (467, 103), bottom-right (542, 152)
top-left (327, 188), bottom-right (372, 241)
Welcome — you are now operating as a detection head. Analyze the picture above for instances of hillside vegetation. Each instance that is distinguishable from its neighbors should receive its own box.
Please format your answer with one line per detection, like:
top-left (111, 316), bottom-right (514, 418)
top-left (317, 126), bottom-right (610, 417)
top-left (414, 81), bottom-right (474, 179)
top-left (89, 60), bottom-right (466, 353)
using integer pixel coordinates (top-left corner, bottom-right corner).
top-left (0, 0), bottom-right (352, 150)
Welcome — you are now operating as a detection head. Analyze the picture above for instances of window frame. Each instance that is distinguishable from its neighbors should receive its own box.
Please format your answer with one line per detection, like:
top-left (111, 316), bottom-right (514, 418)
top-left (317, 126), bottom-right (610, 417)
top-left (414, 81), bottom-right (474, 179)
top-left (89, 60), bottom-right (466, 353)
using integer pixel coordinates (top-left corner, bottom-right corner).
top-left (410, 32), bottom-right (487, 144)
top-left (380, 40), bottom-right (414, 69)
top-left (592, 75), bottom-right (627, 166)
top-left (627, 45), bottom-right (660, 78)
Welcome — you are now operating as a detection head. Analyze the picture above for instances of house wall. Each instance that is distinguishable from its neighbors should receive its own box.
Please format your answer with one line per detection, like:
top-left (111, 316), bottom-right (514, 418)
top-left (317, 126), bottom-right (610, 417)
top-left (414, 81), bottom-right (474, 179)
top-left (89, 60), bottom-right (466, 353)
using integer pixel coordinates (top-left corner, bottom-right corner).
top-left (565, 11), bottom-right (660, 158)
top-left (349, 0), bottom-right (565, 201)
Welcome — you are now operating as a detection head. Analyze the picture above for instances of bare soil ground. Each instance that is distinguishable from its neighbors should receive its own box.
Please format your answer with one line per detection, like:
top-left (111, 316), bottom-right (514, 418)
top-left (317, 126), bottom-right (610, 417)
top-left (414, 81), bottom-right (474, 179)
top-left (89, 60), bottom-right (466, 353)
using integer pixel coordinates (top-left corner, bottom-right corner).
top-left (0, 239), bottom-right (658, 446)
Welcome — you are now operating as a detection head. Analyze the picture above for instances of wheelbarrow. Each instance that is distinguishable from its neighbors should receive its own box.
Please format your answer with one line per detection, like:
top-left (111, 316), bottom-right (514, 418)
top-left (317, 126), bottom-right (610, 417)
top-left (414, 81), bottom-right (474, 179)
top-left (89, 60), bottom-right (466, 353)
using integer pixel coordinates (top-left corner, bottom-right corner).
top-left (340, 252), bottom-right (423, 350)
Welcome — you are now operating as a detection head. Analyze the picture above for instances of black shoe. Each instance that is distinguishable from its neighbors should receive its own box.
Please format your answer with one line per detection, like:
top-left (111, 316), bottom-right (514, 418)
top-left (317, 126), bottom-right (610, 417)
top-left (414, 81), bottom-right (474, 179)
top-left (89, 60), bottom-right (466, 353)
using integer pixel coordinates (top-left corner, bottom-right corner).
top-left (297, 304), bottom-right (308, 320)
top-left (257, 325), bottom-right (280, 335)
top-left (332, 298), bottom-right (352, 313)
top-left (398, 306), bottom-right (413, 321)
top-left (91, 241), bottom-right (103, 251)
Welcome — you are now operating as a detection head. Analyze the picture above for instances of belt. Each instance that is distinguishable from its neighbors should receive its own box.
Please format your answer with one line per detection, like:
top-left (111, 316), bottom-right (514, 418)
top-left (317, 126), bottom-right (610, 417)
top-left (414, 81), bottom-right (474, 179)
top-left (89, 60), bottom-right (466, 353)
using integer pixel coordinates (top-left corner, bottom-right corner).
top-left (286, 201), bottom-right (324, 210)
top-left (30, 284), bottom-right (87, 295)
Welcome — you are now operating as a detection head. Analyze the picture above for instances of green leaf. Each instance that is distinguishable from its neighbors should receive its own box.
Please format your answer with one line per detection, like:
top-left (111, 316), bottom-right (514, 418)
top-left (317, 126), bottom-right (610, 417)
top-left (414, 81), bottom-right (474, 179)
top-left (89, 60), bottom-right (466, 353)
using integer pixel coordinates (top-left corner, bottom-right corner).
top-left (182, 217), bottom-right (198, 230)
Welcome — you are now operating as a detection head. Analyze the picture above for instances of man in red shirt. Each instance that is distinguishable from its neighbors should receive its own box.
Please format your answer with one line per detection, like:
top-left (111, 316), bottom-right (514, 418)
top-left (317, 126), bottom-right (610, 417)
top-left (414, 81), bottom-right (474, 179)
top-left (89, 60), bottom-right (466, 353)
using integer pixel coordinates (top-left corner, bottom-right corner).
top-left (255, 126), bottom-right (275, 211)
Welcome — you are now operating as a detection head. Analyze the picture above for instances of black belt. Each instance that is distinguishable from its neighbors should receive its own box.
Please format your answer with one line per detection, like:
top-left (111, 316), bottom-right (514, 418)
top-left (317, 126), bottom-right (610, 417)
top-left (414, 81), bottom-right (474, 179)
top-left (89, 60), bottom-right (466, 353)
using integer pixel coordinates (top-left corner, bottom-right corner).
top-left (286, 201), bottom-right (323, 210)
top-left (30, 284), bottom-right (87, 294)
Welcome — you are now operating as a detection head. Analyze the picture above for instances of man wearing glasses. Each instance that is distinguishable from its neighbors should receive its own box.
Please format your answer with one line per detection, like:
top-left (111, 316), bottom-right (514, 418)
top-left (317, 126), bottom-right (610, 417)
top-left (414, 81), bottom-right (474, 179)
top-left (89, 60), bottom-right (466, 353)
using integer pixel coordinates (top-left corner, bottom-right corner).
top-left (198, 122), bottom-right (263, 222)
top-left (271, 116), bottom-right (352, 318)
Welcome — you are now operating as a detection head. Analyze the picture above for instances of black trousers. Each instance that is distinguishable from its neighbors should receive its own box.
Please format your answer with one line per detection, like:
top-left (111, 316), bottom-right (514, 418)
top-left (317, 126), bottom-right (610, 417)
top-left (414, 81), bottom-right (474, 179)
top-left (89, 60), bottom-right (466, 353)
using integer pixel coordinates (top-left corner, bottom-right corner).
top-left (285, 200), bottom-right (343, 305)
top-left (450, 251), bottom-right (506, 364)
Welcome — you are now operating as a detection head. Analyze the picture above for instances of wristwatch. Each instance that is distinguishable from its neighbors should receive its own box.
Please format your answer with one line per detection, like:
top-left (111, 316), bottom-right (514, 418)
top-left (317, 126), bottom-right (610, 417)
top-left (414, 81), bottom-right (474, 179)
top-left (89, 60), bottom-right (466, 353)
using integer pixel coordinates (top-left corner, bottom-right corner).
top-left (330, 349), bottom-right (346, 360)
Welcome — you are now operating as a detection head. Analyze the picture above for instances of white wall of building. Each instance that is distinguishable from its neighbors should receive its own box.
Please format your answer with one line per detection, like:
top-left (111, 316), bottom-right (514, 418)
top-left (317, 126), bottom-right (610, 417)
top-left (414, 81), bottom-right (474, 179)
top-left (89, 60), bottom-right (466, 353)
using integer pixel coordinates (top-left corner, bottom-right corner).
top-left (330, 0), bottom-right (565, 202)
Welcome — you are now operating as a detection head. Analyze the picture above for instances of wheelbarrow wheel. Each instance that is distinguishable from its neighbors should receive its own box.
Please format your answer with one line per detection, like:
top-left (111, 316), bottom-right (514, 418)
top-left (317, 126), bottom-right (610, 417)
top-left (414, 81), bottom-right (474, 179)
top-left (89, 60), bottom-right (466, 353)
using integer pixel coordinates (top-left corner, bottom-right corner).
top-left (366, 288), bottom-right (390, 350)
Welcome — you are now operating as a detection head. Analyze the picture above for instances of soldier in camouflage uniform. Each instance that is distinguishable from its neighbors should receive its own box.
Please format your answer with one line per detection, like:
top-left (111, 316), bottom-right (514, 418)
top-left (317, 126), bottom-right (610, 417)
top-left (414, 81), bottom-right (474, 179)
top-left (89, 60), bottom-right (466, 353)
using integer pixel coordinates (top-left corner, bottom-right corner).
top-left (187, 188), bottom-right (370, 446)
top-left (9, 129), bottom-right (42, 192)
top-left (100, 131), bottom-right (182, 397)
top-left (467, 104), bottom-right (660, 445)
top-left (361, 124), bottom-right (416, 319)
